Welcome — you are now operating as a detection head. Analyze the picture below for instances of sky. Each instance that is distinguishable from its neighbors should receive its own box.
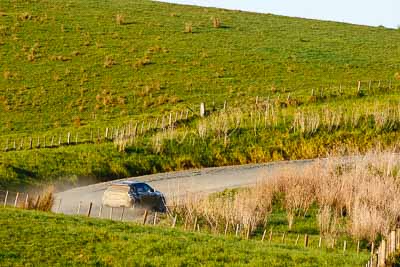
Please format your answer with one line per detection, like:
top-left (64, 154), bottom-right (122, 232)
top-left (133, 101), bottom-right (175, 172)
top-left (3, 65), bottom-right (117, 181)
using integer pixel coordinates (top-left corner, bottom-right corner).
top-left (156, 0), bottom-right (400, 29)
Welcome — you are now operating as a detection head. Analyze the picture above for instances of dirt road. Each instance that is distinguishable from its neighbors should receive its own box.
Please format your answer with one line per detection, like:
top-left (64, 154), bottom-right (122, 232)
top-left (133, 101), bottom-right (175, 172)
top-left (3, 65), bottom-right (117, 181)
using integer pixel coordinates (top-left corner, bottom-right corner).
top-left (54, 158), bottom-right (316, 215)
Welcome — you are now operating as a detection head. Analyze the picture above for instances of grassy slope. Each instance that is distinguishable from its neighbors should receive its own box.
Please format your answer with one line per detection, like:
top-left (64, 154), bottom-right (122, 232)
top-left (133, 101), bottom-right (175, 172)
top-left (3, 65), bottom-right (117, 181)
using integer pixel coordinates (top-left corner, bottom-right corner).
top-left (1, 0), bottom-right (400, 188)
top-left (0, 208), bottom-right (368, 266)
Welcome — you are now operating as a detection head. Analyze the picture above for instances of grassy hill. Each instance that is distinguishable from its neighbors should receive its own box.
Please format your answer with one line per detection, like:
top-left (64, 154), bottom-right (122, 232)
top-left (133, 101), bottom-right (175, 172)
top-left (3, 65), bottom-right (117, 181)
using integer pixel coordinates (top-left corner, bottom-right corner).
top-left (0, 207), bottom-right (369, 266)
top-left (1, 0), bottom-right (400, 188)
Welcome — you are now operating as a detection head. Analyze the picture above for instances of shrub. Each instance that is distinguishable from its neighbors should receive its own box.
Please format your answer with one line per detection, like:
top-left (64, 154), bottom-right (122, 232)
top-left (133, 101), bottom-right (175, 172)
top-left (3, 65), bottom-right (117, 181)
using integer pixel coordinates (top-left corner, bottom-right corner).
top-left (116, 14), bottom-right (125, 25)
top-left (104, 56), bottom-right (116, 68)
top-left (184, 23), bottom-right (192, 33)
top-left (212, 17), bottom-right (221, 28)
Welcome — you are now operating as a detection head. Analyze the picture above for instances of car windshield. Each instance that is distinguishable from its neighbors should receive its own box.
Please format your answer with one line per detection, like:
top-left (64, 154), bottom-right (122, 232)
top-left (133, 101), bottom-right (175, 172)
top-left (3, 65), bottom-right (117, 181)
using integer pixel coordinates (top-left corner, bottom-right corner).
top-left (134, 183), bottom-right (153, 193)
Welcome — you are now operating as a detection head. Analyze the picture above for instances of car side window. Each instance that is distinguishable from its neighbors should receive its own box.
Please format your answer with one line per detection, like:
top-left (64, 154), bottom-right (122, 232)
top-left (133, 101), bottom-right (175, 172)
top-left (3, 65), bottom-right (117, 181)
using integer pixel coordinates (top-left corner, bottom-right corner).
top-left (129, 185), bottom-right (136, 194)
top-left (133, 183), bottom-right (154, 193)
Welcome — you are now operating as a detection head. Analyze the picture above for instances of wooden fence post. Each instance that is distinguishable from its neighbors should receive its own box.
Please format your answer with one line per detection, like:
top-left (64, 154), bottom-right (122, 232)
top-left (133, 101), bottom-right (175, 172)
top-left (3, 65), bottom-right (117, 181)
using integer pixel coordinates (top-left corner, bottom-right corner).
top-left (193, 216), bottom-right (198, 232)
top-left (56, 198), bottom-right (62, 213)
top-left (318, 237), bottom-right (322, 248)
top-left (153, 212), bottom-right (157, 225)
top-left (246, 224), bottom-right (251, 240)
top-left (77, 201), bottom-right (81, 214)
top-left (224, 221), bottom-right (229, 236)
top-left (343, 240), bottom-right (347, 253)
top-left (200, 102), bottom-right (205, 117)
top-left (235, 224), bottom-right (239, 237)
top-left (371, 242), bottom-right (375, 256)
top-left (34, 195), bottom-right (40, 209)
top-left (391, 230), bottom-right (396, 253)
top-left (13, 192), bottom-right (19, 207)
top-left (304, 234), bottom-right (309, 247)
top-left (120, 207), bottom-right (125, 221)
top-left (67, 132), bottom-right (71, 145)
top-left (142, 210), bottom-right (148, 225)
top-left (87, 202), bottom-right (93, 217)
top-left (97, 204), bottom-right (103, 218)
top-left (24, 194), bottom-right (29, 209)
top-left (172, 214), bottom-right (177, 228)
top-left (379, 240), bottom-right (386, 267)
top-left (357, 240), bottom-right (360, 255)
top-left (261, 229), bottom-right (267, 242)
top-left (3, 191), bottom-right (8, 207)
top-left (109, 207), bottom-right (113, 220)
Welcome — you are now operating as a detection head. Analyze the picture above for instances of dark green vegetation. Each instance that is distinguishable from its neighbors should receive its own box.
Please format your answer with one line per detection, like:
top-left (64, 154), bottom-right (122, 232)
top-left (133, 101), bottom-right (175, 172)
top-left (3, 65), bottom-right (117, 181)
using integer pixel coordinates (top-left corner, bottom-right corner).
top-left (0, 207), bottom-right (369, 266)
top-left (1, 0), bottom-right (400, 188)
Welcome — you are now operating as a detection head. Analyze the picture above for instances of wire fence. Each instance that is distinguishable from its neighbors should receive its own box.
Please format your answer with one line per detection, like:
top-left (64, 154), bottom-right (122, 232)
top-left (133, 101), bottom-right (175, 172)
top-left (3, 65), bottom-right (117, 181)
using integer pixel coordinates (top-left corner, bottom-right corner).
top-left (0, 188), bottom-right (374, 259)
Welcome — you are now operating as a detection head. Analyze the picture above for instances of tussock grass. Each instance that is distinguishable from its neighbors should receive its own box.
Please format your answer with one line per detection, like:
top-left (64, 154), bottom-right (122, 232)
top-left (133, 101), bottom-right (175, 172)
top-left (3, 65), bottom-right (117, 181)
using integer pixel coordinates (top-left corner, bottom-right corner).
top-left (170, 150), bottom-right (400, 243)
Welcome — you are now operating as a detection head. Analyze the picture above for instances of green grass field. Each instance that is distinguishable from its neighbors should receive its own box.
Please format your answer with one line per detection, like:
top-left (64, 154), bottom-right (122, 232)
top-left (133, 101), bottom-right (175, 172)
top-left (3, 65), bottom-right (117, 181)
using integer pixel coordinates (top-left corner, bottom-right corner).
top-left (1, 0), bottom-right (400, 189)
top-left (0, 207), bottom-right (369, 266)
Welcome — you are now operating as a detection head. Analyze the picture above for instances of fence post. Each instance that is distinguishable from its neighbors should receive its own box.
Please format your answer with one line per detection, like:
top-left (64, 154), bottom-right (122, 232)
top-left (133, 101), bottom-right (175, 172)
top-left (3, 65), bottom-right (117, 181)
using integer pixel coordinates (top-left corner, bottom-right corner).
top-left (76, 201), bottom-right (81, 214)
top-left (319, 237), bottom-right (322, 248)
top-left (371, 242), bottom-right (375, 256)
top-left (261, 229), bottom-right (267, 242)
top-left (153, 212), bottom-right (157, 225)
top-left (24, 194), bottom-right (29, 209)
top-left (172, 214), bottom-right (177, 228)
top-left (13, 192), bottom-right (19, 207)
top-left (379, 240), bottom-right (386, 267)
top-left (343, 240), bottom-right (347, 253)
top-left (235, 224), bottom-right (239, 237)
top-left (224, 221), bottom-right (229, 235)
top-left (34, 195), bottom-right (40, 209)
top-left (391, 230), bottom-right (396, 253)
top-left (246, 224), bottom-right (251, 240)
top-left (3, 191), bottom-right (8, 207)
top-left (193, 216), bottom-right (198, 232)
top-left (295, 234), bottom-right (300, 245)
top-left (67, 132), bottom-right (71, 145)
top-left (120, 207), bottom-right (125, 221)
top-left (56, 198), bottom-right (62, 213)
top-left (304, 234), bottom-right (309, 247)
top-left (357, 240), bottom-right (360, 255)
top-left (98, 205), bottom-right (103, 218)
top-left (142, 210), bottom-right (148, 225)
top-left (87, 202), bottom-right (93, 217)
top-left (109, 207), bottom-right (113, 220)
top-left (200, 102), bottom-right (205, 117)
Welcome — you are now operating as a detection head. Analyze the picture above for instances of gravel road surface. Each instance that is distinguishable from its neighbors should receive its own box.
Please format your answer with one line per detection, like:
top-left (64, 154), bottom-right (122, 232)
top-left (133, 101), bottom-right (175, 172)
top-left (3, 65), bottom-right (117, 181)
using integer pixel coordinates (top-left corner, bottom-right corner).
top-left (54, 159), bottom-right (316, 216)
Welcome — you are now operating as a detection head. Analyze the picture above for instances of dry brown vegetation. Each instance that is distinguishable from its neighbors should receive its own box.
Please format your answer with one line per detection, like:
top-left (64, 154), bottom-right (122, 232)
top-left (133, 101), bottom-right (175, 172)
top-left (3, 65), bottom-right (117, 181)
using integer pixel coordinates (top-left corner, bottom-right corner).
top-left (26, 186), bottom-right (55, 211)
top-left (115, 14), bottom-right (125, 25)
top-left (170, 150), bottom-right (400, 242)
top-left (212, 17), bottom-right (221, 28)
top-left (184, 23), bottom-right (193, 33)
